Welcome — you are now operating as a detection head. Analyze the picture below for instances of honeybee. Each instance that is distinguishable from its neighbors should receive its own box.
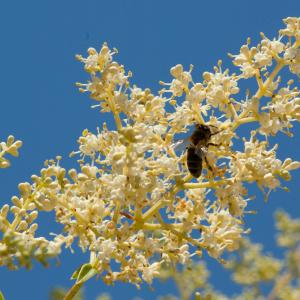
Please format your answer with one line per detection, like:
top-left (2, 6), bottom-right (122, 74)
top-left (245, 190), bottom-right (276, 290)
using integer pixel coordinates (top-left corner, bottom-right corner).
top-left (185, 124), bottom-right (220, 178)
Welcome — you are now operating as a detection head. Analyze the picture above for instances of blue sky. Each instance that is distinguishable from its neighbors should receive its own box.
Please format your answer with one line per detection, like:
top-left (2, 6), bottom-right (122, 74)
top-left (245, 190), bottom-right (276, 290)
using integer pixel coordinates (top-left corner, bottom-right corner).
top-left (0, 1), bottom-right (300, 299)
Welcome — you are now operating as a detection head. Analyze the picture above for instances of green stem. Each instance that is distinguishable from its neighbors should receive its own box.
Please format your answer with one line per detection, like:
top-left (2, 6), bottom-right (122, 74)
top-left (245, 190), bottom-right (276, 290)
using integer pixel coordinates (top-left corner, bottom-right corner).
top-left (63, 282), bottom-right (84, 300)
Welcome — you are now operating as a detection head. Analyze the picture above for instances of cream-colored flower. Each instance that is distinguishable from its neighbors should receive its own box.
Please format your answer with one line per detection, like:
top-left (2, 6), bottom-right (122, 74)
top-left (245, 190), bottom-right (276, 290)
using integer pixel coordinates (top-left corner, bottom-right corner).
top-left (284, 47), bottom-right (300, 75)
top-left (201, 209), bottom-right (244, 258)
top-left (141, 262), bottom-right (161, 284)
top-left (280, 17), bottom-right (300, 37)
top-left (2, 19), bottom-right (300, 289)
top-left (0, 135), bottom-right (22, 168)
top-left (230, 44), bottom-right (257, 78)
top-left (203, 67), bottom-right (240, 117)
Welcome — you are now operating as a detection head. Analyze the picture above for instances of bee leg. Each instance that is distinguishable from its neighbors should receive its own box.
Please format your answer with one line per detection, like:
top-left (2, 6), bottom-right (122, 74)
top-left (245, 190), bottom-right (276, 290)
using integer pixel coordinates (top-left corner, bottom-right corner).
top-left (210, 130), bottom-right (223, 136)
top-left (207, 142), bottom-right (221, 147)
top-left (204, 156), bottom-right (214, 173)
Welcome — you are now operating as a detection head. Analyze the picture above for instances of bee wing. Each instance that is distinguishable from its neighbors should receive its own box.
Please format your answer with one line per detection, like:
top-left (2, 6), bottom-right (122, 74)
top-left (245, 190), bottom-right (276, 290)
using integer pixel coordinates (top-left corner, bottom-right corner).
top-left (194, 144), bottom-right (206, 159)
top-left (172, 137), bottom-right (192, 153)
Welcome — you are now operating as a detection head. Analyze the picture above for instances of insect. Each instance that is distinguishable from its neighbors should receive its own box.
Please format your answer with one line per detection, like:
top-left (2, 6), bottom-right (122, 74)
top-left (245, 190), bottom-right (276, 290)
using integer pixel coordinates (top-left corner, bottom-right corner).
top-left (185, 124), bottom-right (220, 178)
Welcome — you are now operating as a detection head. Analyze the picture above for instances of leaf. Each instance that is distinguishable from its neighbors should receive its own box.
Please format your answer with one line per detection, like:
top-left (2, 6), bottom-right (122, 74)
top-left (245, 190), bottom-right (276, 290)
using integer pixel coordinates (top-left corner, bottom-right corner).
top-left (77, 264), bottom-right (98, 284)
top-left (72, 263), bottom-right (98, 284)
top-left (0, 290), bottom-right (5, 300)
top-left (71, 264), bottom-right (84, 280)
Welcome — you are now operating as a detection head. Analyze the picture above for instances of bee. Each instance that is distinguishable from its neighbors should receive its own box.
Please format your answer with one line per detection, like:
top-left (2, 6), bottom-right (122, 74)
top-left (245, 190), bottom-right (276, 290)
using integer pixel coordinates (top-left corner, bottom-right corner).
top-left (186, 124), bottom-right (220, 178)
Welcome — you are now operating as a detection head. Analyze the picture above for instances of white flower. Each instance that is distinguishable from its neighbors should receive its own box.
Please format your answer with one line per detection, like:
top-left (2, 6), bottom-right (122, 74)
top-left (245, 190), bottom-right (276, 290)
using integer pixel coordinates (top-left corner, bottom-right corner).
top-left (168, 101), bottom-right (195, 131)
top-left (203, 69), bottom-right (240, 116)
top-left (186, 83), bottom-right (206, 104)
top-left (268, 40), bottom-right (285, 54)
top-left (231, 44), bottom-right (257, 78)
top-left (77, 43), bottom-right (116, 74)
top-left (79, 133), bottom-right (101, 157)
top-left (166, 64), bottom-right (193, 97)
top-left (202, 209), bottom-right (244, 258)
top-left (142, 262), bottom-right (161, 284)
top-left (254, 51), bottom-right (272, 68)
top-left (284, 47), bottom-right (300, 75)
top-left (280, 17), bottom-right (300, 37)
top-left (95, 239), bottom-right (117, 262)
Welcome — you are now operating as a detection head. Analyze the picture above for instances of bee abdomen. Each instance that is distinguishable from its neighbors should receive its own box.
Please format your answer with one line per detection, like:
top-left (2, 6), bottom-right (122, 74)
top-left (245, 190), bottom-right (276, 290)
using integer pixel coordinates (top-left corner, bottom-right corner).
top-left (187, 147), bottom-right (202, 178)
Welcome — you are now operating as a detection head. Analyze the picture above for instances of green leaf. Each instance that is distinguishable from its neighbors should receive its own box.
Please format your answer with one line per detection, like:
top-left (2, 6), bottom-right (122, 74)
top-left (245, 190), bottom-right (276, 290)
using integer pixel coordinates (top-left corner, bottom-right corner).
top-left (73, 263), bottom-right (98, 284)
top-left (71, 264), bottom-right (84, 280)
top-left (0, 290), bottom-right (5, 300)
top-left (77, 263), bottom-right (98, 284)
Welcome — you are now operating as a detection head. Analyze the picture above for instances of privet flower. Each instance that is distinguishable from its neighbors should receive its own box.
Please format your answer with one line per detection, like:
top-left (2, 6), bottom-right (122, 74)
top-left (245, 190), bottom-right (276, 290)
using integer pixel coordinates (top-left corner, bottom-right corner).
top-left (0, 135), bottom-right (22, 168)
top-left (1, 18), bottom-right (300, 289)
top-left (157, 212), bottom-right (300, 300)
top-left (227, 239), bottom-right (282, 285)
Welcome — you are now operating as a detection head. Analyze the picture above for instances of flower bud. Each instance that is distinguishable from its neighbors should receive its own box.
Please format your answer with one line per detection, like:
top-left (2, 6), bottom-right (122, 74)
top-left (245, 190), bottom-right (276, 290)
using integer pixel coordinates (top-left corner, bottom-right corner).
top-left (0, 204), bottom-right (9, 218)
top-left (17, 220), bottom-right (28, 231)
top-left (11, 196), bottom-right (22, 208)
top-left (18, 182), bottom-right (31, 198)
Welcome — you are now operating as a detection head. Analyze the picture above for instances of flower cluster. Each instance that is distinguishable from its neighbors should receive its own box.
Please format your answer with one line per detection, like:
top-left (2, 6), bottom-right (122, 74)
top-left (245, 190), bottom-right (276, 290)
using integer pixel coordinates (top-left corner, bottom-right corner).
top-left (153, 211), bottom-right (300, 300)
top-left (227, 239), bottom-right (282, 286)
top-left (1, 18), bottom-right (300, 292)
top-left (0, 178), bottom-right (67, 269)
top-left (0, 135), bottom-right (22, 168)
top-left (230, 131), bottom-right (300, 197)
top-left (50, 211), bottom-right (300, 299)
